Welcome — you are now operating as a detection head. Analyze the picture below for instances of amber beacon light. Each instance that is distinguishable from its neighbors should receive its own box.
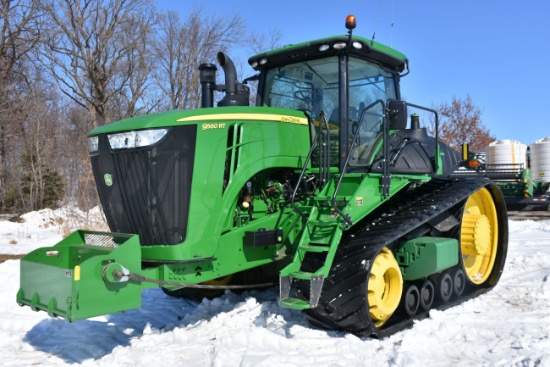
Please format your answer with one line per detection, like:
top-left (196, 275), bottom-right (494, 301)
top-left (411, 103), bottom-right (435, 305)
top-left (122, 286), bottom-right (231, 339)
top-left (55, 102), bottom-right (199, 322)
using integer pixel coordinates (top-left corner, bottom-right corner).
top-left (345, 15), bottom-right (357, 30)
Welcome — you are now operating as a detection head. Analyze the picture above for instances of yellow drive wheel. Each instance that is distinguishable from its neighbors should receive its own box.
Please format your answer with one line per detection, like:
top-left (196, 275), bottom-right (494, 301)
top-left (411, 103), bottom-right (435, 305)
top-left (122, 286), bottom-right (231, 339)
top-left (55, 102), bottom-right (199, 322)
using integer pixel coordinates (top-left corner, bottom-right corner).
top-left (368, 247), bottom-right (403, 327)
top-left (460, 187), bottom-right (499, 284)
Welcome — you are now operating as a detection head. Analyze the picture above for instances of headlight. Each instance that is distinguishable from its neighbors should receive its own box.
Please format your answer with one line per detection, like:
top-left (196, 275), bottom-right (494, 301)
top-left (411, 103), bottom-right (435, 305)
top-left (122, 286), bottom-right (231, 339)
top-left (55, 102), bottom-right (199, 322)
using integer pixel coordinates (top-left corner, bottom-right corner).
top-left (107, 128), bottom-right (169, 150)
top-left (87, 136), bottom-right (99, 154)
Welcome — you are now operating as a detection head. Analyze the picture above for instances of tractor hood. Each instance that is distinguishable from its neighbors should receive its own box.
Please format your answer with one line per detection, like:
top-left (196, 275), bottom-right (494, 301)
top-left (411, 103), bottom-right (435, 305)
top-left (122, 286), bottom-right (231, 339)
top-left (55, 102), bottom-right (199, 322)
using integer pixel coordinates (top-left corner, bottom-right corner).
top-left (87, 106), bottom-right (309, 136)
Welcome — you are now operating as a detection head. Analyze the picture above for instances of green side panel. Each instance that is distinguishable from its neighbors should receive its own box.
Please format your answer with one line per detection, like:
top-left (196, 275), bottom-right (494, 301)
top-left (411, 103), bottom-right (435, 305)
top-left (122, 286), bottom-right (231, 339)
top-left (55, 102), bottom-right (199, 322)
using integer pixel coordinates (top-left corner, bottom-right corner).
top-left (17, 231), bottom-right (152, 321)
top-left (396, 236), bottom-right (459, 281)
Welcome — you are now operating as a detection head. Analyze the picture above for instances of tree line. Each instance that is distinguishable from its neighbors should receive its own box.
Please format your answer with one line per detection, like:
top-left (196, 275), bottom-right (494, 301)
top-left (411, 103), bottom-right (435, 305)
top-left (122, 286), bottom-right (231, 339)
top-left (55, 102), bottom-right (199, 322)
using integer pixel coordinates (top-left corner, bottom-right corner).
top-left (0, 0), bottom-right (494, 214)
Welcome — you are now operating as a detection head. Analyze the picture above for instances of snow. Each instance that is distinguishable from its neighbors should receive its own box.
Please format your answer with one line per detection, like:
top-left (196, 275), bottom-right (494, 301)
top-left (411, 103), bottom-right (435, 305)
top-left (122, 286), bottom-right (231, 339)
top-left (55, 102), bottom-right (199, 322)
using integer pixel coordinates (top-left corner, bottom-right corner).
top-left (0, 205), bottom-right (108, 254)
top-left (1, 209), bottom-right (549, 366)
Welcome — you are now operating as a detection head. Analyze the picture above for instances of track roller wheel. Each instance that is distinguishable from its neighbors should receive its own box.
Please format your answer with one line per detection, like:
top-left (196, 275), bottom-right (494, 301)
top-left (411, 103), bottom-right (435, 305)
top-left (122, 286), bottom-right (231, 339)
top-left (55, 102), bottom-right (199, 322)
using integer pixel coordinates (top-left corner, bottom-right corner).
top-left (400, 284), bottom-right (420, 317)
top-left (437, 273), bottom-right (453, 303)
top-left (368, 247), bottom-right (404, 327)
top-left (453, 269), bottom-right (466, 297)
top-left (420, 279), bottom-right (435, 311)
top-left (460, 187), bottom-right (502, 284)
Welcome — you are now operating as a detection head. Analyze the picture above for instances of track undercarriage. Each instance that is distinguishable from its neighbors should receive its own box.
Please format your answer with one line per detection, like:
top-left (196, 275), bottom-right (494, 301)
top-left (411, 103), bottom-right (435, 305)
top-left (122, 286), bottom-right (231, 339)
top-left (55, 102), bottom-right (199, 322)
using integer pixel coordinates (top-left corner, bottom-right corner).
top-left (297, 177), bottom-right (508, 337)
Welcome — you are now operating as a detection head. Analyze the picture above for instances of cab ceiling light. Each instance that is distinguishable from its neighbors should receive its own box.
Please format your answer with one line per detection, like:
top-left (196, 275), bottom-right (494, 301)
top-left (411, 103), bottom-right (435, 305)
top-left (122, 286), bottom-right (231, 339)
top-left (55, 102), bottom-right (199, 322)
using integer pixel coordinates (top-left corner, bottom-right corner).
top-left (333, 42), bottom-right (347, 50)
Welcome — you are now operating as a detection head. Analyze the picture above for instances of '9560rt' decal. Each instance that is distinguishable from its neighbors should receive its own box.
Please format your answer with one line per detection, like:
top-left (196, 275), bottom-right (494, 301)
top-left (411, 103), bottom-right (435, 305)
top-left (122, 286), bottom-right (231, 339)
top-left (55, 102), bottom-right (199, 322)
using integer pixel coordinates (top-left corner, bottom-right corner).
top-left (202, 123), bottom-right (227, 130)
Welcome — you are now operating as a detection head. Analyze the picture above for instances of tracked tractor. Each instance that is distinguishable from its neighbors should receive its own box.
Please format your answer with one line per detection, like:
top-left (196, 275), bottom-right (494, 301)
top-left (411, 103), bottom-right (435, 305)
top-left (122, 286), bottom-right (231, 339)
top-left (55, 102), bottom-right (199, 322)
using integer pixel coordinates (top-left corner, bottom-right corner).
top-left (17, 16), bottom-right (508, 337)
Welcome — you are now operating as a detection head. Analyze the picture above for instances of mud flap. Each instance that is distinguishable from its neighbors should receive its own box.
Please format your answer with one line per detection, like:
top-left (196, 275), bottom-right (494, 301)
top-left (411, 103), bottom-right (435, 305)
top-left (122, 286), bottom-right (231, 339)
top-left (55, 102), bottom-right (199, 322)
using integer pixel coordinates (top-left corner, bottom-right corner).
top-left (16, 230), bottom-right (150, 321)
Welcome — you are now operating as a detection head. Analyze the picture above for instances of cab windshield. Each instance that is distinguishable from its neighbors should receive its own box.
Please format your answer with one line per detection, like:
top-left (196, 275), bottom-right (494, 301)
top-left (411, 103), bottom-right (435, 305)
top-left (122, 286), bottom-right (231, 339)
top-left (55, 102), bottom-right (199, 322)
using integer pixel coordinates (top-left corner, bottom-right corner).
top-left (262, 56), bottom-right (397, 166)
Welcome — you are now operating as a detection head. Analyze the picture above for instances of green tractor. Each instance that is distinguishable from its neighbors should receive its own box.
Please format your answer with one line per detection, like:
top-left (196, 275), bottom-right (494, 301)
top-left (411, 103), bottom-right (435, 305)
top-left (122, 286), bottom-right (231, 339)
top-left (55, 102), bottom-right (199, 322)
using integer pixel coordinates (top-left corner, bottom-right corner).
top-left (17, 16), bottom-right (508, 337)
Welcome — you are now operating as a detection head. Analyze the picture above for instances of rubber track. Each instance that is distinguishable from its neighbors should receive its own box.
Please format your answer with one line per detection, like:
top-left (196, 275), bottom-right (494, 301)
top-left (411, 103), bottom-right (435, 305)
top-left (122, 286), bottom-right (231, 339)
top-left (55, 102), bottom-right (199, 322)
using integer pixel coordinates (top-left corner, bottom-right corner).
top-left (301, 177), bottom-right (502, 337)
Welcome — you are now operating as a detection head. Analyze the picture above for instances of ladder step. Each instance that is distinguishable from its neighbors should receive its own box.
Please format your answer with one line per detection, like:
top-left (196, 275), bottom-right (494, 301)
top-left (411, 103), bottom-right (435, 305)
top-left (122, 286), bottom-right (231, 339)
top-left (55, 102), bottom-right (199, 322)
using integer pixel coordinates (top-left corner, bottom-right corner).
top-left (280, 297), bottom-right (312, 310)
top-left (289, 271), bottom-right (315, 280)
top-left (308, 220), bottom-right (338, 228)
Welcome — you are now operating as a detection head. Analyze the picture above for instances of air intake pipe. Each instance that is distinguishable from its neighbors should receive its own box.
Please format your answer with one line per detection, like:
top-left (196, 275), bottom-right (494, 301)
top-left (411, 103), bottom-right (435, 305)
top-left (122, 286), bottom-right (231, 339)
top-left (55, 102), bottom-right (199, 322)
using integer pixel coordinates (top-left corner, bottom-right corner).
top-left (217, 52), bottom-right (249, 107)
top-left (199, 63), bottom-right (217, 108)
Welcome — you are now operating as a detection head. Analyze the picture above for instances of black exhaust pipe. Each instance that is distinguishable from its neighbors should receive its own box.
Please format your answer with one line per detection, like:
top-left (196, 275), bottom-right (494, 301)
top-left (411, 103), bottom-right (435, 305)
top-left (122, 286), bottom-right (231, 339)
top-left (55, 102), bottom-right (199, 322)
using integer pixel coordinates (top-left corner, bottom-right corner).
top-left (217, 52), bottom-right (249, 107)
top-left (218, 52), bottom-right (237, 95)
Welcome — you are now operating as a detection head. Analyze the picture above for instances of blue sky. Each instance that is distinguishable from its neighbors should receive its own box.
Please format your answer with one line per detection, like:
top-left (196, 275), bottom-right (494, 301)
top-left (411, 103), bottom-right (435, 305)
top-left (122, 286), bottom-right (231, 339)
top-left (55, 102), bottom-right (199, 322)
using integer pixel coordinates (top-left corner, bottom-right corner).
top-left (156, 1), bottom-right (549, 145)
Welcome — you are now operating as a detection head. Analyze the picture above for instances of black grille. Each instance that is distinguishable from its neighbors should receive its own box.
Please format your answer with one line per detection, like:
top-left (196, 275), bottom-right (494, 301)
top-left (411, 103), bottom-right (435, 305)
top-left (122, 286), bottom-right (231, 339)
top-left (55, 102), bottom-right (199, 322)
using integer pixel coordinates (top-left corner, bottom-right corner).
top-left (91, 125), bottom-right (197, 245)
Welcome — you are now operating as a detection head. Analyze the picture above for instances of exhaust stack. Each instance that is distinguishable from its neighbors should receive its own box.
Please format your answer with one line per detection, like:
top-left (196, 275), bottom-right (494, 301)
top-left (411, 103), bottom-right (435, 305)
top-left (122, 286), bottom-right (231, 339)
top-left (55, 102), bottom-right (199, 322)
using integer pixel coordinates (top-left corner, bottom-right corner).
top-left (216, 52), bottom-right (249, 107)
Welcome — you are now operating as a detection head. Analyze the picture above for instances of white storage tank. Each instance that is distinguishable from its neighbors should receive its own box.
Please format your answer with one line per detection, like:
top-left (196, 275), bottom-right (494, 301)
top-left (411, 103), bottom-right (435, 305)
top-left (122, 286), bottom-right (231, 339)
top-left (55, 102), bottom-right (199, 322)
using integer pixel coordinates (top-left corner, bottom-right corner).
top-left (530, 137), bottom-right (550, 183)
top-left (485, 140), bottom-right (528, 168)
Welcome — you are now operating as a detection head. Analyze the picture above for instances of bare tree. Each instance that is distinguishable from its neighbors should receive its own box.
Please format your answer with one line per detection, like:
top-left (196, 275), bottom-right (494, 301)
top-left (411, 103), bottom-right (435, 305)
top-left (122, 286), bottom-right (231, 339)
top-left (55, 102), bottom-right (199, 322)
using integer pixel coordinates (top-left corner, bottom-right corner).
top-left (154, 7), bottom-right (245, 110)
top-left (431, 95), bottom-right (495, 152)
top-left (0, 0), bottom-right (42, 211)
top-left (245, 28), bottom-right (284, 105)
top-left (60, 105), bottom-right (99, 210)
top-left (107, 3), bottom-right (160, 120)
top-left (248, 27), bottom-right (284, 55)
top-left (0, 0), bottom-right (41, 83)
top-left (19, 82), bottom-right (65, 210)
top-left (40, 0), bottom-right (157, 128)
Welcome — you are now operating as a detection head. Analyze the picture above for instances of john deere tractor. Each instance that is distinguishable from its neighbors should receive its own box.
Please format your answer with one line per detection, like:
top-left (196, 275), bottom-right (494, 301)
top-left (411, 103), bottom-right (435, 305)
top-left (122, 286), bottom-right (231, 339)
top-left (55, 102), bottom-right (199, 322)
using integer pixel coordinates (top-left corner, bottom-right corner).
top-left (17, 16), bottom-right (508, 337)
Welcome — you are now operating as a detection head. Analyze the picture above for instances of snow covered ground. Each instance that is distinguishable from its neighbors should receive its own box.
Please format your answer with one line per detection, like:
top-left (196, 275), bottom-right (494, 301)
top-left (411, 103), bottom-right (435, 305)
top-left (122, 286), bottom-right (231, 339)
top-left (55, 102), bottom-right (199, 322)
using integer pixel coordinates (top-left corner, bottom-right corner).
top-left (1, 209), bottom-right (549, 366)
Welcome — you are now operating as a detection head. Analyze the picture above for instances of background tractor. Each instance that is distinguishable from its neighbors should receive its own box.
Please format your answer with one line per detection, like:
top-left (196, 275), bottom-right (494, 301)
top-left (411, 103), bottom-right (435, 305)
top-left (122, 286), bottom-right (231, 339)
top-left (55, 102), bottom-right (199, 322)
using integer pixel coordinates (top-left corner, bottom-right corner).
top-left (17, 16), bottom-right (508, 337)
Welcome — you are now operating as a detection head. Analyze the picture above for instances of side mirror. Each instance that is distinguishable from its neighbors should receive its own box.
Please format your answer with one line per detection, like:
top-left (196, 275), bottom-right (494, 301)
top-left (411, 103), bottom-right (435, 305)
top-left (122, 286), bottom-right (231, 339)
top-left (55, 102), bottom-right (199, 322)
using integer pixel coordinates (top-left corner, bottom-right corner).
top-left (387, 100), bottom-right (407, 130)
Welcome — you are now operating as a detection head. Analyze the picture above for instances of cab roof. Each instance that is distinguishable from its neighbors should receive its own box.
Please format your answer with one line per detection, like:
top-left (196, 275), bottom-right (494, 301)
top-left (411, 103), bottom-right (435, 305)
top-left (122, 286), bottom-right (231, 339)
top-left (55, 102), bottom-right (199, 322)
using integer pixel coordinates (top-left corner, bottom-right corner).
top-left (248, 35), bottom-right (408, 74)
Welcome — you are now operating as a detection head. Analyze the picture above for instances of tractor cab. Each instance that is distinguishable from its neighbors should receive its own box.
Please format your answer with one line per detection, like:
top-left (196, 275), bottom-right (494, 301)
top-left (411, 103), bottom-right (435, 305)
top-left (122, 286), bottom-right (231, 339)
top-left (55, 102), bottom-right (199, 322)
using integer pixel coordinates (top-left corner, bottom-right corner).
top-left (248, 18), bottom-right (407, 171)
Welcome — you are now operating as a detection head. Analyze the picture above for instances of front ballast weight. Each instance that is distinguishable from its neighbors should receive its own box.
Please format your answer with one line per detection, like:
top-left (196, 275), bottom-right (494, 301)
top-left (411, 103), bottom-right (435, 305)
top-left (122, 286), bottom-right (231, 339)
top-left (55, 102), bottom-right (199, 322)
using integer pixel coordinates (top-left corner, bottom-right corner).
top-left (17, 231), bottom-right (146, 321)
top-left (17, 230), bottom-right (277, 321)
